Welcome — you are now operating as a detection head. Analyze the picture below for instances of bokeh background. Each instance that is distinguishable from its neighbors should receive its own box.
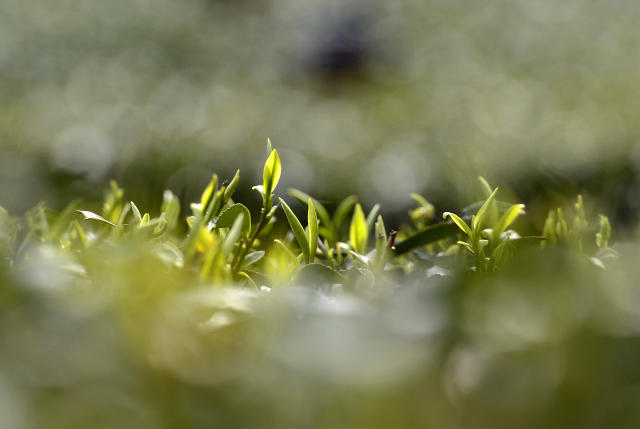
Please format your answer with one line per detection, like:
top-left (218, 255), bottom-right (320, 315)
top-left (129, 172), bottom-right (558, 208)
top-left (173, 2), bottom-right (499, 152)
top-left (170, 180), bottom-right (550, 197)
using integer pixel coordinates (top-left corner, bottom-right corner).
top-left (2, 0), bottom-right (640, 225)
top-left (4, 1), bottom-right (640, 428)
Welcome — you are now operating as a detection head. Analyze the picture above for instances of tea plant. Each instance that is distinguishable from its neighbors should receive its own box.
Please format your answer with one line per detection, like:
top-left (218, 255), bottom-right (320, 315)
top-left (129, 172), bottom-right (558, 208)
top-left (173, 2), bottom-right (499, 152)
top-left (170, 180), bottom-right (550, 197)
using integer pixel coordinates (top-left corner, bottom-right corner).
top-left (0, 140), bottom-right (615, 293)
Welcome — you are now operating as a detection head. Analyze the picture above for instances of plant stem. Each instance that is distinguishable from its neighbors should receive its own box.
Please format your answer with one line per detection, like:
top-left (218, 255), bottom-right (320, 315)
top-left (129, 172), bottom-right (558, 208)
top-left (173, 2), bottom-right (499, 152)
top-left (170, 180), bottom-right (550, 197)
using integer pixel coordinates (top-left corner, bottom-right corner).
top-left (231, 209), bottom-right (268, 276)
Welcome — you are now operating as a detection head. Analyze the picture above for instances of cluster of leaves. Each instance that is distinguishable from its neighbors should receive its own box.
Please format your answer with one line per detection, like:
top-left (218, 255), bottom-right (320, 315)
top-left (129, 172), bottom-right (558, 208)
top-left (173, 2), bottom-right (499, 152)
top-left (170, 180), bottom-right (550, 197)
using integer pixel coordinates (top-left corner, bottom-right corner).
top-left (0, 141), bottom-right (616, 291)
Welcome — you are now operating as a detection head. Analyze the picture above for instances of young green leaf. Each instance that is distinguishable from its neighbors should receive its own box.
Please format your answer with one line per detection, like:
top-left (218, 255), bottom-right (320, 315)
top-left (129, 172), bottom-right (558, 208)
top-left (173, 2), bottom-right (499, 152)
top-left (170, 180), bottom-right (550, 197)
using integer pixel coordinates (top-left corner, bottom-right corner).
top-left (373, 215), bottom-right (387, 270)
top-left (76, 210), bottom-right (115, 227)
top-left (365, 204), bottom-right (380, 232)
top-left (102, 180), bottom-right (124, 224)
top-left (161, 190), bottom-right (181, 230)
top-left (241, 250), bottom-right (265, 269)
top-left (349, 203), bottom-right (368, 254)
top-left (307, 198), bottom-right (318, 262)
top-left (266, 137), bottom-right (274, 156)
top-left (223, 170), bottom-right (240, 202)
top-left (130, 201), bottom-right (142, 225)
top-left (140, 213), bottom-right (150, 227)
top-left (393, 223), bottom-right (460, 255)
top-left (216, 203), bottom-right (251, 237)
top-left (288, 188), bottom-right (332, 231)
top-left (478, 176), bottom-right (493, 198)
top-left (492, 204), bottom-right (525, 243)
top-left (221, 213), bottom-right (244, 255)
top-left (263, 149), bottom-right (282, 207)
top-left (457, 241), bottom-right (475, 254)
top-left (279, 198), bottom-right (310, 262)
top-left (409, 193), bottom-right (435, 225)
top-left (478, 177), bottom-right (498, 226)
top-left (238, 271), bottom-right (258, 290)
top-left (443, 212), bottom-right (473, 238)
top-left (333, 195), bottom-right (358, 231)
top-left (201, 174), bottom-right (218, 211)
top-left (473, 187), bottom-right (499, 233)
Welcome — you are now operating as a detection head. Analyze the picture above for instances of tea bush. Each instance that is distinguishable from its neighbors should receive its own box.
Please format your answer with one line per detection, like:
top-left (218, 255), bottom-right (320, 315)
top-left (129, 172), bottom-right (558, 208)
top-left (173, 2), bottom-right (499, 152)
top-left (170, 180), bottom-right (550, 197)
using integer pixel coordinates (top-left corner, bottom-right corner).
top-left (0, 142), bottom-right (637, 429)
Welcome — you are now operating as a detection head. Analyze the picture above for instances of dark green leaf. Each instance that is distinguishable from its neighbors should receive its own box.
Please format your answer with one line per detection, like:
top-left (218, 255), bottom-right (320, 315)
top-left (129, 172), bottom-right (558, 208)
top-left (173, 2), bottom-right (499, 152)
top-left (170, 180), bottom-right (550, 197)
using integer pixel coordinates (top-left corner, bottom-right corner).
top-left (216, 203), bottom-right (251, 236)
top-left (393, 223), bottom-right (460, 255)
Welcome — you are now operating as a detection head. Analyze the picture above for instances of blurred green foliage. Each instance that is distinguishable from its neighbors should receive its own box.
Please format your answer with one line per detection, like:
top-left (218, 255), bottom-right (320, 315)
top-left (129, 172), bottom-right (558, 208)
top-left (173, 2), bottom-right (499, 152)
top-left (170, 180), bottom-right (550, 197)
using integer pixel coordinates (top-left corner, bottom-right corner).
top-left (0, 147), bottom-right (635, 428)
top-left (2, 0), bottom-right (640, 220)
top-left (2, 0), bottom-right (640, 426)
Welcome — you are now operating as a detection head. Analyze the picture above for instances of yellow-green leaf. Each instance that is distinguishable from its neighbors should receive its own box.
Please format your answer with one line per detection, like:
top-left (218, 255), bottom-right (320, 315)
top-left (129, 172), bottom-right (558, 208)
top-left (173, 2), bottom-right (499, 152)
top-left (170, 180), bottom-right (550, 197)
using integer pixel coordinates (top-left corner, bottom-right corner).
top-left (279, 198), bottom-right (310, 262)
top-left (473, 187), bottom-right (499, 233)
top-left (349, 203), bottom-right (368, 254)
top-left (263, 149), bottom-right (282, 197)
top-left (493, 204), bottom-right (525, 243)
top-left (443, 212), bottom-right (472, 238)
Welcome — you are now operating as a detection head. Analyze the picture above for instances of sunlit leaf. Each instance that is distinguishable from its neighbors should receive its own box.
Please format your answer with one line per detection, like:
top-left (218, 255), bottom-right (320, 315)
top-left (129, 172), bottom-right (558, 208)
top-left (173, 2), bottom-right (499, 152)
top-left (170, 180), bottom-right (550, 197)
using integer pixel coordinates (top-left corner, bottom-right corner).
top-left (200, 174), bottom-right (218, 211)
top-left (263, 149), bottom-right (281, 199)
top-left (443, 212), bottom-right (472, 238)
top-left (493, 203), bottom-right (525, 243)
top-left (473, 187), bottom-right (499, 233)
top-left (76, 210), bottom-right (115, 227)
top-left (349, 203), bottom-right (367, 254)
top-left (130, 201), bottom-right (142, 225)
top-left (279, 198), bottom-right (310, 262)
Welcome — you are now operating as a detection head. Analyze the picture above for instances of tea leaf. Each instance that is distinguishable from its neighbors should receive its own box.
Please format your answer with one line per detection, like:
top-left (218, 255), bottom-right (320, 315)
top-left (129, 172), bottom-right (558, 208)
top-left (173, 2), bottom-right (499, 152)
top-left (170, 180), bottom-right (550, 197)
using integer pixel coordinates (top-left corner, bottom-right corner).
top-left (493, 204), bottom-right (525, 243)
top-left (307, 198), bottom-right (318, 262)
top-left (393, 223), bottom-right (459, 255)
top-left (222, 213), bottom-right (244, 255)
top-left (130, 201), bottom-right (142, 225)
top-left (473, 187), bottom-right (499, 233)
top-left (241, 250), bottom-right (265, 269)
top-left (373, 215), bottom-right (387, 270)
top-left (288, 188), bottom-right (332, 231)
top-left (333, 195), bottom-right (358, 231)
top-left (279, 198), bottom-right (310, 262)
top-left (443, 212), bottom-right (473, 238)
top-left (161, 190), bottom-right (181, 230)
top-left (77, 210), bottom-right (115, 227)
top-left (349, 203), bottom-right (367, 254)
top-left (224, 170), bottom-right (240, 202)
top-left (201, 174), bottom-right (218, 211)
top-left (263, 149), bottom-right (282, 207)
top-left (365, 204), bottom-right (380, 232)
top-left (217, 203), bottom-right (251, 237)
top-left (266, 137), bottom-right (273, 156)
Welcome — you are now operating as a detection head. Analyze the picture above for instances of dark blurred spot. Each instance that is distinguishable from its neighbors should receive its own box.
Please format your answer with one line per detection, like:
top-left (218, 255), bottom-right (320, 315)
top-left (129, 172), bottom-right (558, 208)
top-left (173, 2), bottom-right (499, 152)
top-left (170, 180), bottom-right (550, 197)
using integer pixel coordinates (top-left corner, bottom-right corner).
top-left (305, 12), bottom-right (375, 82)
